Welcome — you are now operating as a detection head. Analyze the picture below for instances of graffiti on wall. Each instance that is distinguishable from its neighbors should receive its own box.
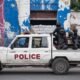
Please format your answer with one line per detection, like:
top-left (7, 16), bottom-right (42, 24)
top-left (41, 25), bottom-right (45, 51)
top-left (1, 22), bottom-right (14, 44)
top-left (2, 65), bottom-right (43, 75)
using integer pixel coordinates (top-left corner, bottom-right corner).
top-left (70, 12), bottom-right (80, 35)
top-left (30, 0), bottom-right (58, 10)
top-left (30, 0), bottom-right (71, 32)
top-left (57, 0), bottom-right (70, 32)
top-left (70, 12), bottom-right (80, 25)
top-left (4, 0), bottom-right (30, 46)
top-left (16, 0), bottom-right (30, 33)
top-left (0, 0), bottom-right (71, 46)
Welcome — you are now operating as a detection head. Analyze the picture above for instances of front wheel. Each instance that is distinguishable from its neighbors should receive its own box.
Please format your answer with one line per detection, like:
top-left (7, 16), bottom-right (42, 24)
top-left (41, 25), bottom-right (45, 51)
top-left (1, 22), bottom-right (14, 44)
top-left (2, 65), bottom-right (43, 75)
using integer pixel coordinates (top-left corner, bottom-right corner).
top-left (52, 58), bottom-right (69, 74)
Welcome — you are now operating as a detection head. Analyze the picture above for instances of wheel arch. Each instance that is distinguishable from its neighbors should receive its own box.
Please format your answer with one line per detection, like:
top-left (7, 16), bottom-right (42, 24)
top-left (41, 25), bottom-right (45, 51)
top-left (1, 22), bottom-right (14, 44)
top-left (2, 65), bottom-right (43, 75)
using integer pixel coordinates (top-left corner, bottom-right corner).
top-left (49, 56), bottom-right (69, 67)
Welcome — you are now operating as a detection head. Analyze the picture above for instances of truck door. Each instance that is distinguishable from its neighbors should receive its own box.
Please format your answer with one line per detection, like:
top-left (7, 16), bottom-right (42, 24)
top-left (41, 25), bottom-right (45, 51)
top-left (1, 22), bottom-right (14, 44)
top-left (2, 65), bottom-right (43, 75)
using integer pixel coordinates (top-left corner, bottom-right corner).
top-left (7, 37), bottom-right (30, 65)
top-left (29, 36), bottom-right (51, 65)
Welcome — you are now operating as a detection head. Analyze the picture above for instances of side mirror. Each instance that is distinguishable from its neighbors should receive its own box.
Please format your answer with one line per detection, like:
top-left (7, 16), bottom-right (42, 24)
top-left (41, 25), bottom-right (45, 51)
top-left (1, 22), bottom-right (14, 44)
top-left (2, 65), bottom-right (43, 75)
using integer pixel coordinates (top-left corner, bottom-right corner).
top-left (11, 45), bottom-right (14, 49)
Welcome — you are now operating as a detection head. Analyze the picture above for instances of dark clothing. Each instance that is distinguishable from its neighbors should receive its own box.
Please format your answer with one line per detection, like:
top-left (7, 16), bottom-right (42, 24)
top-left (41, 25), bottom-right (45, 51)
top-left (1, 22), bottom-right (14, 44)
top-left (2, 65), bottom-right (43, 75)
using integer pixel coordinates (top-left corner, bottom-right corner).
top-left (53, 27), bottom-right (61, 45)
top-left (73, 29), bottom-right (78, 39)
top-left (53, 27), bottom-right (61, 36)
top-left (69, 29), bottom-right (78, 49)
top-left (53, 27), bottom-right (68, 49)
top-left (69, 29), bottom-right (78, 38)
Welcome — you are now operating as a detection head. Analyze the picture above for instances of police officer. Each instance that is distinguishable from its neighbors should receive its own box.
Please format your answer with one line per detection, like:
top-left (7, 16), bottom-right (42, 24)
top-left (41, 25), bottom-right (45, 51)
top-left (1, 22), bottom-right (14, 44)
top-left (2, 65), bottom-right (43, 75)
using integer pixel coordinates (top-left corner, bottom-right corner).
top-left (53, 24), bottom-right (61, 46)
top-left (53, 24), bottom-right (68, 49)
top-left (69, 24), bottom-right (78, 49)
top-left (58, 27), bottom-right (68, 49)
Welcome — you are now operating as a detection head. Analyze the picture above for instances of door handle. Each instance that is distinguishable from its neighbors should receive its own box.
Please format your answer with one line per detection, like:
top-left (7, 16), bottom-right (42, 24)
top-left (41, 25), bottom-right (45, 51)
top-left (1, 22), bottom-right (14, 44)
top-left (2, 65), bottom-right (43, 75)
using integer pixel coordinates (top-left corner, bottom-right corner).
top-left (24, 51), bottom-right (28, 52)
top-left (45, 51), bottom-right (48, 52)
top-left (10, 51), bottom-right (16, 53)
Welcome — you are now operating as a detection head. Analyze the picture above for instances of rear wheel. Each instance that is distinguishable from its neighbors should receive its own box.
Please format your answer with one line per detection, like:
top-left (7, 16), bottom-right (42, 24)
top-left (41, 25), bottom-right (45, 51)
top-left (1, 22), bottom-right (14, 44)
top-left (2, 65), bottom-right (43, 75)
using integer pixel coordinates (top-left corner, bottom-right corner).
top-left (0, 68), bottom-right (2, 71)
top-left (52, 58), bottom-right (69, 74)
top-left (0, 63), bottom-right (2, 71)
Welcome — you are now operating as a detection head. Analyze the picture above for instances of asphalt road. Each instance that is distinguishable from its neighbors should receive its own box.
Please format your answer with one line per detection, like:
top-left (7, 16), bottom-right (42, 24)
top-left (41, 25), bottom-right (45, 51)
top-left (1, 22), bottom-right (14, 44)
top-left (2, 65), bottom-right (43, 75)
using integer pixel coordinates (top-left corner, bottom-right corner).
top-left (0, 68), bottom-right (80, 80)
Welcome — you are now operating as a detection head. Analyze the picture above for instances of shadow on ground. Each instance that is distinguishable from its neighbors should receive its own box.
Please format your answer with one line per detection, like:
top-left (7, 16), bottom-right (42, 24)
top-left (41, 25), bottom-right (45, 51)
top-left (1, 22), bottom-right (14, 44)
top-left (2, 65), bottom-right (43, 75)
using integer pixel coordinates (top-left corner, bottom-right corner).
top-left (0, 69), bottom-right (80, 76)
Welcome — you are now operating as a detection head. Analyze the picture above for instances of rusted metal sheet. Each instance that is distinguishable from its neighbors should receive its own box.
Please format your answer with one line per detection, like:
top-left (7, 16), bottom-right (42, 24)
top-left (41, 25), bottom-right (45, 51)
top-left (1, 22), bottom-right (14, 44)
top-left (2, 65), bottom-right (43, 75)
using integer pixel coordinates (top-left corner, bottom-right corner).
top-left (30, 11), bottom-right (57, 19)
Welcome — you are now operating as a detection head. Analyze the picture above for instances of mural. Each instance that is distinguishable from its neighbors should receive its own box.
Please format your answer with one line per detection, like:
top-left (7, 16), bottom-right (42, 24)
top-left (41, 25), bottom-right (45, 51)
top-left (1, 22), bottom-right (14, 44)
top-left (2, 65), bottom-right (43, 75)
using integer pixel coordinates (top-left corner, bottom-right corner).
top-left (30, 0), bottom-right (58, 10)
top-left (31, 0), bottom-right (70, 32)
top-left (16, 0), bottom-right (30, 32)
top-left (0, 0), bottom-right (71, 46)
top-left (4, 0), bottom-right (30, 46)
top-left (57, 0), bottom-right (70, 32)
top-left (70, 12), bottom-right (80, 35)
top-left (70, 12), bottom-right (80, 25)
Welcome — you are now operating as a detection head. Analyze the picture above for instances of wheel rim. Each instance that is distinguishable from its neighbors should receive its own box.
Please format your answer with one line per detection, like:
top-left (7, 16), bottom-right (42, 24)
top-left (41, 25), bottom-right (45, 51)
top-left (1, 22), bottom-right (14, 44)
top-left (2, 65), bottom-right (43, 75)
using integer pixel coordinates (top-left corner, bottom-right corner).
top-left (55, 61), bottom-right (67, 73)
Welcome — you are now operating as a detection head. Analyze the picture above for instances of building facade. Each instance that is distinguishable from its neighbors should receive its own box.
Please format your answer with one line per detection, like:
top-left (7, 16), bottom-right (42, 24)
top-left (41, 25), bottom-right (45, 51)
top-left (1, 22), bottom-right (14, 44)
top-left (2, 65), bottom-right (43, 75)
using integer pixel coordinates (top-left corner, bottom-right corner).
top-left (0, 0), bottom-right (70, 46)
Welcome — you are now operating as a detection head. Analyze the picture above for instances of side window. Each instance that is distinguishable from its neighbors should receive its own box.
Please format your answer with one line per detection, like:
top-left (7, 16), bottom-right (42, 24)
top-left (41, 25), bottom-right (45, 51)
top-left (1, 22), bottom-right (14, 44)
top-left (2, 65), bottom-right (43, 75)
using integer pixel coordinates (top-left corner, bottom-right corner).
top-left (32, 37), bottom-right (48, 48)
top-left (13, 37), bottom-right (29, 48)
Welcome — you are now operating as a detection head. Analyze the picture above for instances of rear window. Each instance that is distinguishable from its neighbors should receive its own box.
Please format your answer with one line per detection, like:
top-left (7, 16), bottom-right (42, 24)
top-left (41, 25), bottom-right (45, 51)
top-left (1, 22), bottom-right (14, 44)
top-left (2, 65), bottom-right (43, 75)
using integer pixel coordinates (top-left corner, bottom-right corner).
top-left (32, 37), bottom-right (48, 48)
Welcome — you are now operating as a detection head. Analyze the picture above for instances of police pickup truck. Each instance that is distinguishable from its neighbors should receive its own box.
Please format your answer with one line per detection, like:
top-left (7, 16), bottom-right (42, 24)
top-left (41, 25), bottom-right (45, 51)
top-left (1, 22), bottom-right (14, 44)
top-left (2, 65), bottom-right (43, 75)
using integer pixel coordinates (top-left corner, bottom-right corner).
top-left (0, 34), bottom-right (80, 74)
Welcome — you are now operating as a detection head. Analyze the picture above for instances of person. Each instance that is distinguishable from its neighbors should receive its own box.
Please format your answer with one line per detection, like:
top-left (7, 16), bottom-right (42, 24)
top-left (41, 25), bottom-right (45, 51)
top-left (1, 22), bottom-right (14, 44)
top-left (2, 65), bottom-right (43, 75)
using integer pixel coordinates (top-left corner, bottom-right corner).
top-left (25, 38), bottom-right (29, 47)
top-left (53, 24), bottom-right (68, 49)
top-left (59, 27), bottom-right (68, 49)
top-left (53, 24), bottom-right (61, 46)
top-left (69, 24), bottom-right (78, 49)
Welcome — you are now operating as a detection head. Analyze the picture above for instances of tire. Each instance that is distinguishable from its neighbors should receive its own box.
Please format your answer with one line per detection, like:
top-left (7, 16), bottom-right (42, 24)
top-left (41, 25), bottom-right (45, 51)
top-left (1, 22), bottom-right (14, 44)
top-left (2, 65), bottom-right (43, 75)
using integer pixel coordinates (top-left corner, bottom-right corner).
top-left (52, 58), bottom-right (69, 74)
top-left (0, 68), bottom-right (2, 71)
top-left (0, 62), bottom-right (2, 72)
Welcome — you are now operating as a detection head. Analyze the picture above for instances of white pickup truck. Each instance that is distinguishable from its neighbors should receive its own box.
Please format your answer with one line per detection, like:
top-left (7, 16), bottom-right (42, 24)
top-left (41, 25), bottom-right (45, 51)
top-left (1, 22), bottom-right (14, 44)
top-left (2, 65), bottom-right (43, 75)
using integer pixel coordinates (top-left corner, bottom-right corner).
top-left (0, 34), bottom-right (80, 74)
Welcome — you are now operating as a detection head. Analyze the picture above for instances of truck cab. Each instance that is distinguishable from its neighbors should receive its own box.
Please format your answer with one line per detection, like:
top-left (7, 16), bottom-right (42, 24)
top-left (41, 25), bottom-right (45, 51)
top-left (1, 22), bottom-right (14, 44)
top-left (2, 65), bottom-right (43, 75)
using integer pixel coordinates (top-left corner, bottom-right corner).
top-left (6, 34), bottom-right (55, 66)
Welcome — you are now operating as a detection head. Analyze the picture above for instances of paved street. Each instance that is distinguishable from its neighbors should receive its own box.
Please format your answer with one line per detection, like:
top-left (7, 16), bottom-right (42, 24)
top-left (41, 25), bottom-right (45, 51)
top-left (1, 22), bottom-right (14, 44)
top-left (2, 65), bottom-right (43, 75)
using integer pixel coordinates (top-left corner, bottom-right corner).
top-left (0, 68), bottom-right (80, 80)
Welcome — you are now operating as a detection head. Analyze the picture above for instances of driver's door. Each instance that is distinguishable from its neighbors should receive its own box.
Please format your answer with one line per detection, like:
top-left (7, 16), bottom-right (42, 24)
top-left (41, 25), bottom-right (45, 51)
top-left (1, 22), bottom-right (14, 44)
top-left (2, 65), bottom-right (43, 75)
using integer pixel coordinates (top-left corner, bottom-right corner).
top-left (7, 37), bottom-right (30, 65)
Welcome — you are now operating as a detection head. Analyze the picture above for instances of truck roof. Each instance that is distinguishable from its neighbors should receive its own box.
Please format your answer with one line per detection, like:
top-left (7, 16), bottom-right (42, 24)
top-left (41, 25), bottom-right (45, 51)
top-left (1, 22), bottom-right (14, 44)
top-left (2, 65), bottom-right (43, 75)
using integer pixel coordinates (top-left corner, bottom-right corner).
top-left (16, 34), bottom-right (51, 37)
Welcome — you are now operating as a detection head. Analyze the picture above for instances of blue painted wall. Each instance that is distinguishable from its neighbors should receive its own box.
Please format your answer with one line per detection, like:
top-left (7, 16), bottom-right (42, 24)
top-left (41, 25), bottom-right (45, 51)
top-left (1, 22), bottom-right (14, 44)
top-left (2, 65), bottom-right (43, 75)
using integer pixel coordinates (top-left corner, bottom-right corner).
top-left (4, 0), bottom-right (30, 46)
top-left (3, 0), bottom-right (70, 46)
top-left (30, 0), bottom-right (70, 31)
top-left (30, 0), bottom-right (58, 10)
top-left (57, 0), bottom-right (70, 32)
top-left (4, 0), bottom-right (20, 46)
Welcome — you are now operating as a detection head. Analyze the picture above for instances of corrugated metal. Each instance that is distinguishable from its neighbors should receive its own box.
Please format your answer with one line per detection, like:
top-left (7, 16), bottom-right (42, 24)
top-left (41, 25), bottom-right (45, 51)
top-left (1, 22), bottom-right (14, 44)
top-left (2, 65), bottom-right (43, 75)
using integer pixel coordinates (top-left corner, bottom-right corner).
top-left (30, 11), bottom-right (57, 19)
